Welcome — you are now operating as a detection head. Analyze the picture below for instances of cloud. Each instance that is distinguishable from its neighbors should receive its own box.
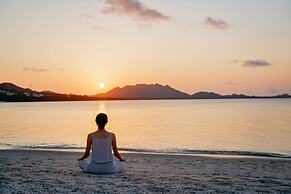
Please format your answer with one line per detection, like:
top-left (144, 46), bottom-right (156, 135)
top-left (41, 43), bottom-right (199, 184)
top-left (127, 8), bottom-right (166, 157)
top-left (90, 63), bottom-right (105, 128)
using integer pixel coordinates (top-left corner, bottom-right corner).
top-left (23, 67), bottom-right (65, 72)
top-left (23, 67), bottom-right (48, 72)
top-left (228, 59), bottom-right (239, 64)
top-left (204, 17), bottom-right (228, 29)
top-left (242, 59), bottom-right (272, 67)
top-left (102, 0), bottom-right (171, 21)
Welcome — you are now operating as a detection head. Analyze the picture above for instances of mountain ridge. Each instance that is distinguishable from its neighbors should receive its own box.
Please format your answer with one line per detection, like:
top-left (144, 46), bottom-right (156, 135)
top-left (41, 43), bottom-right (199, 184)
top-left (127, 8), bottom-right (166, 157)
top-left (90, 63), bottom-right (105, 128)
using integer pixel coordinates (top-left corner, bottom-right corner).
top-left (0, 82), bottom-right (290, 102)
top-left (97, 83), bottom-right (190, 99)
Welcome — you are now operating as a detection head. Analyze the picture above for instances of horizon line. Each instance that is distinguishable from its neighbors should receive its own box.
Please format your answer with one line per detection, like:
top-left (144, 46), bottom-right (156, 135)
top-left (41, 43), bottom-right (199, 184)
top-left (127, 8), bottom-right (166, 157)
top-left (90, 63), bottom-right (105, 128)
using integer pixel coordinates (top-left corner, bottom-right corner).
top-left (0, 82), bottom-right (290, 97)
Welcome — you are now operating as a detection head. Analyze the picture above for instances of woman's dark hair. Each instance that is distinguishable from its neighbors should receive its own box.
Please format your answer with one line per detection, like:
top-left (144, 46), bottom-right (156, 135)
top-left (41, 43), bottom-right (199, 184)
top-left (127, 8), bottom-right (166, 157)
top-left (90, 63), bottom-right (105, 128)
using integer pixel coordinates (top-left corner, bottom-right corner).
top-left (95, 113), bottom-right (108, 129)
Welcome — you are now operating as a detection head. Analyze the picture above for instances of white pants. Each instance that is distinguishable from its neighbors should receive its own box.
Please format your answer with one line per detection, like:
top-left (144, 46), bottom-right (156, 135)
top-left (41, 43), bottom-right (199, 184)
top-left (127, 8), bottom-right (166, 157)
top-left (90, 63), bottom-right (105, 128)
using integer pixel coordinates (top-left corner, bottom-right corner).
top-left (78, 160), bottom-right (126, 174)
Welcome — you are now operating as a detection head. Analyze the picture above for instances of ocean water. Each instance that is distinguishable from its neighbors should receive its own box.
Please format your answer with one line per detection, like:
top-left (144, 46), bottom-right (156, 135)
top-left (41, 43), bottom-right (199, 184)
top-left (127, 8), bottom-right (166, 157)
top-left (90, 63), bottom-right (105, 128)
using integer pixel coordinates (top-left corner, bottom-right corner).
top-left (0, 99), bottom-right (291, 158)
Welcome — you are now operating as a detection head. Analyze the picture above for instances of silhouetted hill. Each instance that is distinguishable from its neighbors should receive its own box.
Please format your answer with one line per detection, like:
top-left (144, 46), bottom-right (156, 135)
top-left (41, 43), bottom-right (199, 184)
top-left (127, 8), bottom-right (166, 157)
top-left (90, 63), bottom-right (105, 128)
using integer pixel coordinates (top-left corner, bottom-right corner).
top-left (0, 82), bottom-right (290, 102)
top-left (0, 82), bottom-right (33, 94)
top-left (191, 91), bottom-right (221, 99)
top-left (0, 82), bottom-right (91, 102)
top-left (226, 93), bottom-right (249, 98)
top-left (273, 94), bottom-right (291, 98)
top-left (97, 84), bottom-right (190, 99)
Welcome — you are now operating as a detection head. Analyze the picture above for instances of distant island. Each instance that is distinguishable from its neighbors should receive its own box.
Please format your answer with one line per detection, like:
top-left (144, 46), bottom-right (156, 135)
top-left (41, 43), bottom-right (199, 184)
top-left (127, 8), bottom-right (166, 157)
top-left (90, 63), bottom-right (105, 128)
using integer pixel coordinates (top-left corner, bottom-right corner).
top-left (0, 82), bottom-right (290, 102)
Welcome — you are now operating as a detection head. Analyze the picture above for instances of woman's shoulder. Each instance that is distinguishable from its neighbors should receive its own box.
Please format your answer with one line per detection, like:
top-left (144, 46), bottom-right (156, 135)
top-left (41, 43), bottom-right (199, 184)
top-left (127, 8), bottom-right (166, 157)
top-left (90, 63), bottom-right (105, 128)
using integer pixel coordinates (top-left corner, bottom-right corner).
top-left (105, 130), bottom-right (115, 136)
top-left (87, 131), bottom-right (96, 138)
top-left (102, 130), bottom-right (115, 139)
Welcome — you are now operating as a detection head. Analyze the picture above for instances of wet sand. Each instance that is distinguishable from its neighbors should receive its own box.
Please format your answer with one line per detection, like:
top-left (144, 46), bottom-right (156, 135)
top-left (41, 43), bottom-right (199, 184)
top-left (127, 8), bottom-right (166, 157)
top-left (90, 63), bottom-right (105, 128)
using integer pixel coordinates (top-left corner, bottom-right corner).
top-left (0, 150), bottom-right (290, 193)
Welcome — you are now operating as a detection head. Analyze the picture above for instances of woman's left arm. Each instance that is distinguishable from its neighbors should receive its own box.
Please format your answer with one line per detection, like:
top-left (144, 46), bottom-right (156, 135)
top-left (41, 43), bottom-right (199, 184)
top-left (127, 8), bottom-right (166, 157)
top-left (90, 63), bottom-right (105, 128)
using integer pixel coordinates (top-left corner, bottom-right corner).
top-left (112, 133), bottom-right (126, 162)
top-left (78, 134), bottom-right (92, 161)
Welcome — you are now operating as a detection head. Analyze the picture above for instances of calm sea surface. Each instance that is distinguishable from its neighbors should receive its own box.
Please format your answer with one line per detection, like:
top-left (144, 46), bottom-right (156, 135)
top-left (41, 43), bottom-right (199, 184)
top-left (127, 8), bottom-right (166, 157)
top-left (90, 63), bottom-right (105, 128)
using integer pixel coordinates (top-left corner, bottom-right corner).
top-left (0, 99), bottom-right (291, 157)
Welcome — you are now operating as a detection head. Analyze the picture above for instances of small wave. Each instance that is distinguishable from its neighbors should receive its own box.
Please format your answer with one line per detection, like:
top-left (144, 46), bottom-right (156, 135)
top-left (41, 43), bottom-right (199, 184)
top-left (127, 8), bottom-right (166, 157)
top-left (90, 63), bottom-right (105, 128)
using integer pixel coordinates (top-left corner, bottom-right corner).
top-left (119, 148), bottom-right (291, 159)
top-left (0, 143), bottom-right (84, 150)
top-left (1, 143), bottom-right (290, 159)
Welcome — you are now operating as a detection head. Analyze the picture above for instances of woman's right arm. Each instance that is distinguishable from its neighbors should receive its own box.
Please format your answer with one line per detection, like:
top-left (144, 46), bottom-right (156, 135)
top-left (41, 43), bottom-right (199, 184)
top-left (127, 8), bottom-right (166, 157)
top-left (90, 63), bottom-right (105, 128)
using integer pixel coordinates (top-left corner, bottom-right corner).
top-left (78, 134), bottom-right (92, 161)
top-left (112, 133), bottom-right (126, 162)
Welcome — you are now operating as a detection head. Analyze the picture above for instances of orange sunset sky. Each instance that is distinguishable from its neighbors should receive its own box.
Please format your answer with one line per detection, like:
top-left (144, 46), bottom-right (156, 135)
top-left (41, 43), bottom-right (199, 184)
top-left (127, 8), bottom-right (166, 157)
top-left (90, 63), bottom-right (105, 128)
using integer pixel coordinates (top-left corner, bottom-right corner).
top-left (0, 0), bottom-right (290, 95)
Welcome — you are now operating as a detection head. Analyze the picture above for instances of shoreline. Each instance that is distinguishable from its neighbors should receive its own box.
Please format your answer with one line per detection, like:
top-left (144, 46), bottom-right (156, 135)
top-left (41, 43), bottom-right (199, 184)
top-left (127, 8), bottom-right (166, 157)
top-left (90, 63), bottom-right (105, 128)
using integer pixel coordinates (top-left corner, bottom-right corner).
top-left (1, 145), bottom-right (291, 159)
top-left (1, 149), bottom-right (291, 193)
top-left (1, 96), bottom-right (291, 103)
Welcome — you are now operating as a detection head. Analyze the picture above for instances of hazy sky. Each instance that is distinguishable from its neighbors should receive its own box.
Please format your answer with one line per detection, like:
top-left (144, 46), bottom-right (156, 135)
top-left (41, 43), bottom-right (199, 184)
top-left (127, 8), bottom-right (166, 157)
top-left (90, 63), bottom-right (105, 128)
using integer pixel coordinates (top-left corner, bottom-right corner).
top-left (0, 0), bottom-right (290, 95)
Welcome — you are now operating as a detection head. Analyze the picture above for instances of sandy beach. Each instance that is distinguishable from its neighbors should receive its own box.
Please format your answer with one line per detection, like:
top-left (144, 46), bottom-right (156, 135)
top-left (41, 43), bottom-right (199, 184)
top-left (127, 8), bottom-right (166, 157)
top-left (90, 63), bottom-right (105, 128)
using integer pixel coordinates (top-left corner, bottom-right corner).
top-left (0, 150), bottom-right (290, 193)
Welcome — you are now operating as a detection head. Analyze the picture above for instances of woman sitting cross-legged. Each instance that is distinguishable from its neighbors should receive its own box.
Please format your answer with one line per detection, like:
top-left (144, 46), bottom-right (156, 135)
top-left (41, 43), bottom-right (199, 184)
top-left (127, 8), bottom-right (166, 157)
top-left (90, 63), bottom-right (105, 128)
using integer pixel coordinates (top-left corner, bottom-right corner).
top-left (78, 113), bottom-right (126, 174)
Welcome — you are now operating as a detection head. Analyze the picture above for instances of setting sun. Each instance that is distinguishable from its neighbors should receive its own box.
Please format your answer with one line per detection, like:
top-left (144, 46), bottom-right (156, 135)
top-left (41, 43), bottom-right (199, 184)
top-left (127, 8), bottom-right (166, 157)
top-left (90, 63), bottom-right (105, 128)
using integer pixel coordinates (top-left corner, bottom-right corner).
top-left (99, 82), bottom-right (105, 89)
